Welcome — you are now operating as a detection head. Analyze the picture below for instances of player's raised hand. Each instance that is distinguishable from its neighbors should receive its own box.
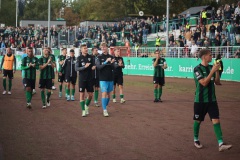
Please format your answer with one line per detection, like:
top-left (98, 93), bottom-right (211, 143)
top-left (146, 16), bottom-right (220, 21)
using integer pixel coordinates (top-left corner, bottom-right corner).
top-left (85, 63), bottom-right (91, 68)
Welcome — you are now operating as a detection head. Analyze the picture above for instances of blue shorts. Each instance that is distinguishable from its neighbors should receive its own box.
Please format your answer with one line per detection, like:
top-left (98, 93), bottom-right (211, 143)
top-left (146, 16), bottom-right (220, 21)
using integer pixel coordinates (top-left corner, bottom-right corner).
top-left (100, 81), bottom-right (113, 93)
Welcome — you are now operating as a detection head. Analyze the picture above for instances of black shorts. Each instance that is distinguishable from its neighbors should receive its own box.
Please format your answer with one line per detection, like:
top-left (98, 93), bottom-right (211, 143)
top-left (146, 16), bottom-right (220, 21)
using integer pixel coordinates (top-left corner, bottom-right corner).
top-left (193, 102), bottom-right (219, 121)
top-left (114, 75), bottom-right (123, 86)
top-left (58, 73), bottom-right (65, 83)
top-left (23, 78), bottom-right (36, 89)
top-left (153, 77), bottom-right (165, 86)
top-left (79, 80), bottom-right (94, 92)
top-left (92, 78), bottom-right (100, 88)
top-left (39, 79), bottom-right (52, 89)
top-left (3, 69), bottom-right (13, 79)
top-left (65, 76), bottom-right (77, 85)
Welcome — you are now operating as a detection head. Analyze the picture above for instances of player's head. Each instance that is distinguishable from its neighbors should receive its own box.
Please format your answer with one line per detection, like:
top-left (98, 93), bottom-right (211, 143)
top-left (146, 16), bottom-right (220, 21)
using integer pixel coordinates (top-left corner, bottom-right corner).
top-left (199, 49), bottom-right (212, 62)
top-left (61, 48), bottom-right (67, 55)
top-left (154, 50), bottom-right (160, 58)
top-left (80, 44), bottom-right (88, 55)
top-left (91, 47), bottom-right (98, 56)
top-left (6, 47), bottom-right (12, 54)
top-left (27, 47), bottom-right (34, 57)
top-left (70, 49), bottom-right (75, 57)
top-left (47, 47), bottom-right (52, 54)
top-left (43, 47), bottom-right (49, 56)
top-left (100, 42), bottom-right (108, 55)
top-left (114, 47), bottom-right (120, 57)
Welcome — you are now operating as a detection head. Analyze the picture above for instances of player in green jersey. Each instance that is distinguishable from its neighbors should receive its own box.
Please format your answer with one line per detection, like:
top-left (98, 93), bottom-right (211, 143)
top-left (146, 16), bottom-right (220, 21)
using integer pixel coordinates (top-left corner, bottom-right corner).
top-left (38, 47), bottom-right (56, 109)
top-left (152, 50), bottom-right (167, 102)
top-left (21, 47), bottom-right (39, 109)
top-left (193, 49), bottom-right (232, 152)
top-left (58, 48), bottom-right (67, 98)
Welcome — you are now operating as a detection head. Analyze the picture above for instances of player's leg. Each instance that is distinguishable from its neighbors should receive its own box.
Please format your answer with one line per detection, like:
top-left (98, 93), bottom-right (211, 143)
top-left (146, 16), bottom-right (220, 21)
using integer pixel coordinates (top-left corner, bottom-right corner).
top-left (100, 81), bottom-right (109, 117)
top-left (32, 79), bottom-right (36, 95)
top-left (118, 75), bottom-right (125, 103)
top-left (153, 76), bottom-right (159, 102)
top-left (209, 102), bottom-right (232, 151)
top-left (112, 77), bottom-right (117, 103)
top-left (46, 79), bottom-right (52, 107)
top-left (70, 77), bottom-right (76, 101)
top-left (24, 78), bottom-right (32, 109)
top-left (58, 73), bottom-right (63, 98)
top-left (193, 102), bottom-right (206, 149)
top-left (84, 80), bottom-right (94, 114)
top-left (158, 77), bottom-right (165, 102)
top-left (94, 86), bottom-right (100, 107)
top-left (39, 79), bottom-right (46, 109)
top-left (105, 81), bottom-right (114, 116)
top-left (2, 70), bottom-right (7, 94)
top-left (79, 81), bottom-right (86, 117)
top-left (66, 77), bottom-right (71, 101)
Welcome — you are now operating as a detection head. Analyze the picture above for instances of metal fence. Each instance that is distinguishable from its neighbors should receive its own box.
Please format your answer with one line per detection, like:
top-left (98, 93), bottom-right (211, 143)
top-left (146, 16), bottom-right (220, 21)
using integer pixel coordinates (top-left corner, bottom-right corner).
top-left (129, 46), bottom-right (240, 58)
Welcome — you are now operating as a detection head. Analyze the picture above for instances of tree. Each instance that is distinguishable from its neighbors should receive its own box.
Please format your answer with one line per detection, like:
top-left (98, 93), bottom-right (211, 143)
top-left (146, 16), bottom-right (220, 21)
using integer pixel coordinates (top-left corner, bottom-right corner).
top-left (0, 0), bottom-right (17, 26)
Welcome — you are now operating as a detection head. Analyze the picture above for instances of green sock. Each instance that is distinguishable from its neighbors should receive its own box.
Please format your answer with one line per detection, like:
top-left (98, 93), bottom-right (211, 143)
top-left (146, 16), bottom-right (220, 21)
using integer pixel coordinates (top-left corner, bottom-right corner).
top-left (158, 88), bottom-right (162, 99)
top-left (41, 91), bottom-right (46, 105)
top-left (3, 79), bottom-right (6, 90)
top-left (59, 85), bottom-right (62, 92)
top-left (86, 98), bottom-right (91, 106)
top-left (47, 92), bottom-right (51, 102)
top-left (112, 94), bottom-right (116, 99)
top-left (154, 89), bottom-right (158, 99)
top-left (8, 79), bottom-right (12, 91)
top-left (120, 94), bottom-right (124, 98)
top-left (71, 89), bottom-right (75, 96)
top-left (193, 121), bottom-right (201, 141)
top-left (94, 90), bottom-right (99, 102)
top-left (66, 89), bottom-right (70, 96)
top-left (26, 91), bottom-right (32, 103)
top-left (213, 123), bottom-right (223, 145)
top-left (80, 101), bottom-right (85, 110)
top-left (52, 82), bottom-right (54, 87)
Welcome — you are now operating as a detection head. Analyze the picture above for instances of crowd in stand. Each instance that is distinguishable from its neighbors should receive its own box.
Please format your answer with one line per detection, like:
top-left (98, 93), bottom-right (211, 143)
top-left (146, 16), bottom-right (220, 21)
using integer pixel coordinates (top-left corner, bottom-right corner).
top-left (1, 2), bottom-right (240, 58)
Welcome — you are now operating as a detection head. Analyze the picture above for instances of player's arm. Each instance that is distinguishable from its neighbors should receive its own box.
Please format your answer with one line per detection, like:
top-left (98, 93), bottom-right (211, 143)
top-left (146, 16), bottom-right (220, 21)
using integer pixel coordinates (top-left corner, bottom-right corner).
top-left (39, 58), bottom-right (51, 70)
top-left (196, 64), bottom-right (220, 87)
top-left (0, 55), bottom-right (5, 72)
top-left (13, 55), bottom-right (16, 72)
top-left (96, 57), bottom-right (109, 70)
top-left (162, 60), bottom-right (168, 69)
top-left (91, 56), bottom-right (96, 70)
top-left (75, 57), bottom-right (87, 71)
top-left (35, 58), bottom-right (39, 70)
top-left (153, 58), bottom-right (159, 67)
top-left (21, 57), bottom-right (30, 70)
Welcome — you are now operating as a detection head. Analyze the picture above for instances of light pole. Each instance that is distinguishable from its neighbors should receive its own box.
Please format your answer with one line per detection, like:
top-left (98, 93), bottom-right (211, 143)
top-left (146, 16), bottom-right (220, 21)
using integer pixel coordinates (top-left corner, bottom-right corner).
top-left (166, 0), bottom-right (169, 55)
top-left (48, 0), bottom-right (51, 47)
top-left (16, 0), bottom-right (18, 27)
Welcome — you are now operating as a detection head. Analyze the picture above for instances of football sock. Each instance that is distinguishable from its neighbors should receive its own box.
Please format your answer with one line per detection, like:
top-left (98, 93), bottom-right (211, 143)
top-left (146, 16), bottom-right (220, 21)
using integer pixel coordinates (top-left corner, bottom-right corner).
top-left (106, 98), bottom-right (110, 106)
top-left (112, 94), bottom-right (116, 99)
top-left (213, 123), bottom-right (223, 145)
top-left (71, 89), bottom-right (75, 96)
top-left (8, 79), bottom-right (12, 91)
top-left (26, 91), bottom-right (32, 103)
top-left (120, 94), bottom-right (124, 98)
top-left (66, 89), bottom-right (70, 96)
top-left (85, 98), bottom-right (91, 106)
top-left (3, 78), bottom-right (6, 90)
top-left (102, 98), bottom-right (107, 110)
top-left (158, 88), bottom-right (162, 99)
top-left (94, 90), bottom-right (99, 102)
top-left (80, 101), bottom-right (85, 110)
top-left (154, 89), bottom-right (158, 99)
top-left (41, 91), bottom-right (45, 105)
top-left (59, 84), bottom-right (62, 92)
top-left (47, 92), bottom-right (51, 103)
top-left (193, 121), bottom-right (200, 141)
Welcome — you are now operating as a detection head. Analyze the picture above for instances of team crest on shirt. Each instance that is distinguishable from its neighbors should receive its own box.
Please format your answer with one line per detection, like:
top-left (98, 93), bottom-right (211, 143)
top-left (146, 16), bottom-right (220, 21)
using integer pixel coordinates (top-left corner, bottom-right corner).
top-left (65, 79), bottom-right (68, 82)
top-left (88, 58), bottom-right (91, 61)
top-left (79, 88), bottom-right (82, 91)
top-left (195, 114), bottom-right (199, 119)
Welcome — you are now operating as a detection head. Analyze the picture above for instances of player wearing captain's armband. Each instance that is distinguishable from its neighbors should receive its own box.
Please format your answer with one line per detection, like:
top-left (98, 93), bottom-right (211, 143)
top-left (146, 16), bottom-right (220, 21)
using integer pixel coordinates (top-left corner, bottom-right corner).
top-left (152, 50), bottom-right (167, 103)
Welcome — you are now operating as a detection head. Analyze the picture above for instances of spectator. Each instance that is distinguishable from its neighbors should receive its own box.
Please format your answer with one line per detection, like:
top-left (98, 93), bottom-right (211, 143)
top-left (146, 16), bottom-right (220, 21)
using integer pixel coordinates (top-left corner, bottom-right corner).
top-left (209, 22), bottom-right (217, 39)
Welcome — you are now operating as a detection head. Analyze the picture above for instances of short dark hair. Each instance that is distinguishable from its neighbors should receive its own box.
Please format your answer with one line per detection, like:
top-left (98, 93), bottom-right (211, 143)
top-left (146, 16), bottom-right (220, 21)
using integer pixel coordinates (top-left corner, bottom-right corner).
top-left (199, 49), bottom-right (211, 58)
top-left (70, 49), bottom-right (74, 52)
top-left (61, 48), bottom-right (67, 51)
top-left (91, 47), bottom-right (98, 51)
top-left (80, 44), bottom-right (87, 48)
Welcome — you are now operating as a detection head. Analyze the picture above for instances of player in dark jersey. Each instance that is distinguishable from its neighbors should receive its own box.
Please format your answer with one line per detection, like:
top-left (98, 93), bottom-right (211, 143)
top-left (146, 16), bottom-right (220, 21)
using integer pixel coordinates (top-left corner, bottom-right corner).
top-left (112, 47), bottom-right (126, 104)
top-left (75, 44), bottom-right (95, 117)
top-left (38, 47), bottom-right (56, 109)
top-left (58, 48), bottom-right (67, 98)
top-left (152, 50), bottom-right (167, 102)
top-left (193, 49), bottom-right (232, 152)
top-left (96, 42), bottom-right (116, 117)
top-left (21, 47), bottom-right (39, 109)
top-left (91, 47), bottom-right (100, 107)
top-left (60, 49), bottom-right (77, 101)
